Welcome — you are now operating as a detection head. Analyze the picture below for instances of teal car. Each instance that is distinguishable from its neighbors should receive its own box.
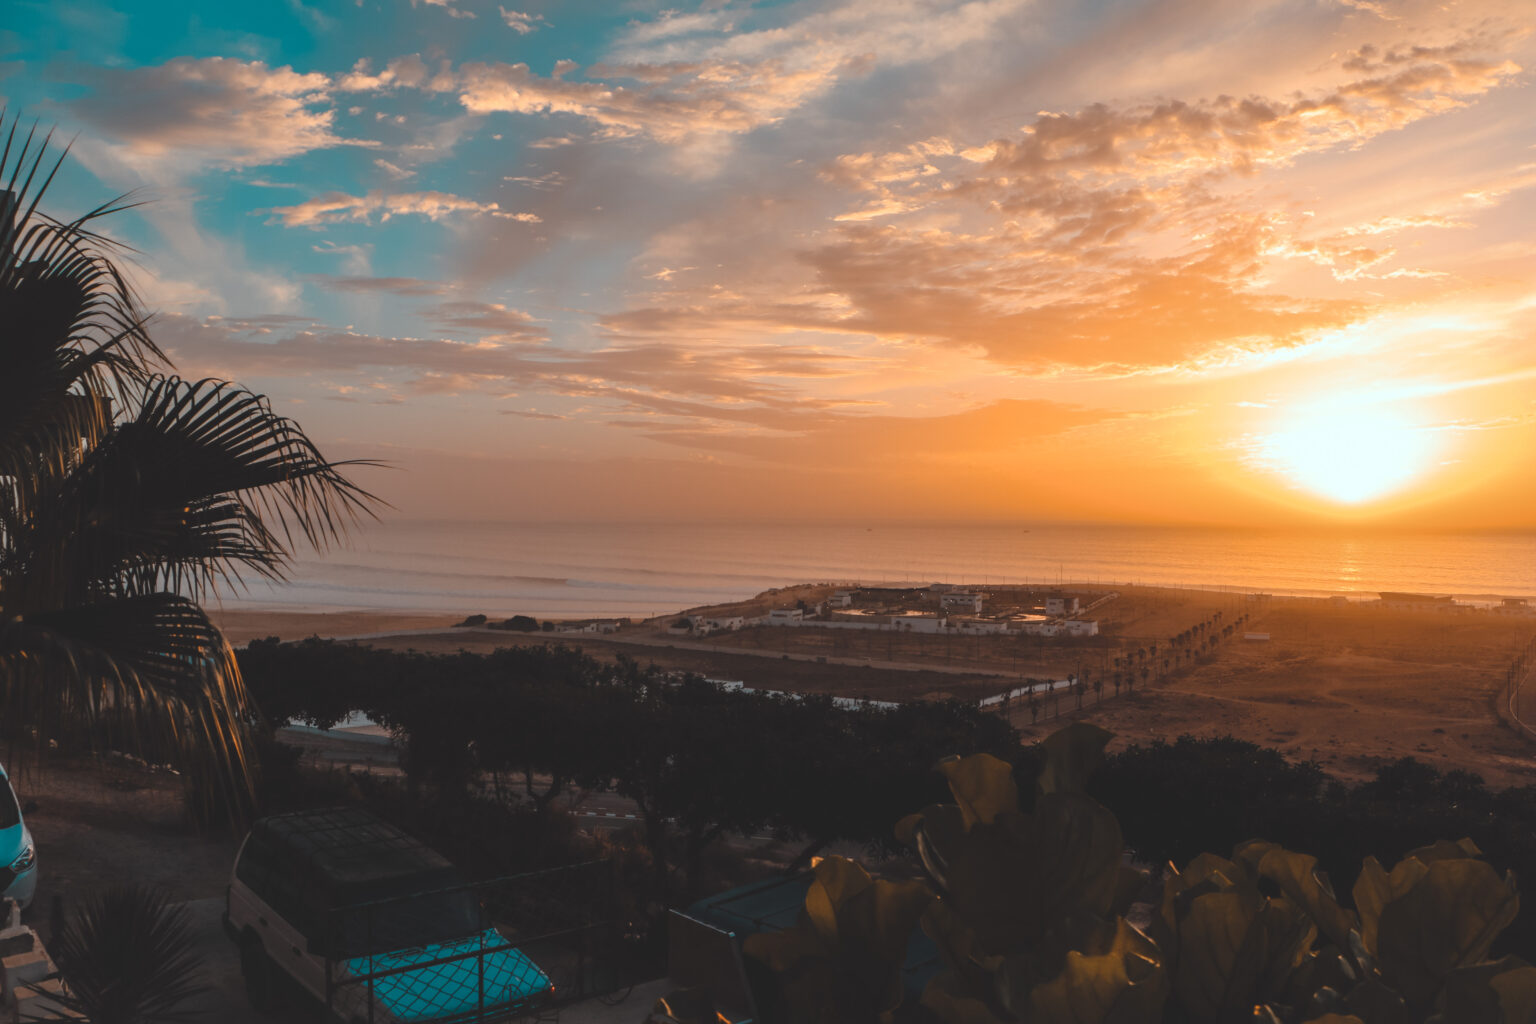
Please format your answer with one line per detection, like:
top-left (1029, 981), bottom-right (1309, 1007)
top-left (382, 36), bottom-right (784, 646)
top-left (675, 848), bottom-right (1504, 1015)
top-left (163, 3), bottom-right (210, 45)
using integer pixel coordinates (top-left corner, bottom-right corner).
top-left (226, 808), bottom-right (551, 1022)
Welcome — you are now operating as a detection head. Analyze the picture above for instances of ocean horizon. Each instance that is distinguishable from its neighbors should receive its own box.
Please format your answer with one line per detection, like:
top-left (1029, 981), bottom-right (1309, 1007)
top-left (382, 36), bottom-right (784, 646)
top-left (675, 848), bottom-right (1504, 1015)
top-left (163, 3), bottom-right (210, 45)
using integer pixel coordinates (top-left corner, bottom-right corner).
top-left (207, 521), bottom-right (1536, 621)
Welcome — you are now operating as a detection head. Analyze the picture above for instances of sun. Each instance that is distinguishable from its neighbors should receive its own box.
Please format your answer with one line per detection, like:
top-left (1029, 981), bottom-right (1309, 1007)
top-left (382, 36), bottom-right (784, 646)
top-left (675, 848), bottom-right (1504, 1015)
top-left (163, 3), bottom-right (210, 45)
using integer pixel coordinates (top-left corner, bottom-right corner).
top-left (1255, 400), bottom-right (1438, 506)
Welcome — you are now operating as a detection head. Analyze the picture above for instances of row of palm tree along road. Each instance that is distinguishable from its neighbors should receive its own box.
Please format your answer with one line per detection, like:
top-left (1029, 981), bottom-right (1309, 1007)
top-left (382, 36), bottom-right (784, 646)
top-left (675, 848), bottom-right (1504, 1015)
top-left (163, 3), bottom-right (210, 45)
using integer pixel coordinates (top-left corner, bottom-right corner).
top-left (0, 113), bottom-right (379, 822)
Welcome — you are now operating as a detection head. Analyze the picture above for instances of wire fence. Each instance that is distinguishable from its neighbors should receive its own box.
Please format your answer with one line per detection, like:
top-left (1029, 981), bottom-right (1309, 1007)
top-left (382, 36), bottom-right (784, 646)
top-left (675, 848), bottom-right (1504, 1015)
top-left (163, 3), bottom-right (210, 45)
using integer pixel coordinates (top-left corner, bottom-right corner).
top-left (325, 859), bottom-right (619, 1023)
top-left (1503, 632), bottom-right (1536, 742)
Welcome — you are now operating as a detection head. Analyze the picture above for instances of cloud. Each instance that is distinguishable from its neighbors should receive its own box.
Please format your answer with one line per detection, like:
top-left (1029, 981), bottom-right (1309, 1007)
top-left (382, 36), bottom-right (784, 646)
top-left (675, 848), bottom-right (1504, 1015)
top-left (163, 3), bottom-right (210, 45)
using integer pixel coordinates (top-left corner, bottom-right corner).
top-left (313, 275), bottom-right (450, 296)
top-left (633, 399), bottom-right (1114, 465)
top-left (453, 56), bottom-right (842, 144)
top-left (311, 240), bottom-right (373, 275)
top-left (287, 0), bottom-right (337, 33)
top-left (609, 219), bottom-right (1368, 370)
top-left (599, 31), bottom-right (1522, 371)
top-left (611, 0), bottom-right (1033, 72)
top-left (65, 57), bottom-right (360, 168)
top-left (504, 171), bottom-right (565, 190)
top-left (374, 157), bottom-right (416, 180)
top-left (417, 0), bottom-right (475, 19)
top-left (267, 189), bottom-right (534, 227)
top-left (499, 7), bottom-right (540, 34)
top-left (501, 408), bottom-right (566, 420)
top-left (156, 315), bottom-right (871, 411)
top-left (335, 54), bottom-right (432, 91)
top-left (419, 301), bottom-right (548, 341)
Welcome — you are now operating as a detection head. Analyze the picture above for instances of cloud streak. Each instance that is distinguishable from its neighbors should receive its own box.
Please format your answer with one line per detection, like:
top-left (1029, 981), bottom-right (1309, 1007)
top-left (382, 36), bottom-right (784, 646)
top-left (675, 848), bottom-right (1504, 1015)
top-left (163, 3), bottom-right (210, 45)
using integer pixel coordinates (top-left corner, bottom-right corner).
top-left (268, 190), bottom-right (539, 227)
top-left (66, 57), bottom-right (361, 169)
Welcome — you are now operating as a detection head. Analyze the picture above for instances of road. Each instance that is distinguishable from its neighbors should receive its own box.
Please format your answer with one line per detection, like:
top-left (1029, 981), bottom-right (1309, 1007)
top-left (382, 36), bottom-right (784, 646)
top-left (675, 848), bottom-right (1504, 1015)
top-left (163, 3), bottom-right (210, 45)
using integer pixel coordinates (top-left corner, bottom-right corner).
top-left (519, 627), bottom-right (1024, 678)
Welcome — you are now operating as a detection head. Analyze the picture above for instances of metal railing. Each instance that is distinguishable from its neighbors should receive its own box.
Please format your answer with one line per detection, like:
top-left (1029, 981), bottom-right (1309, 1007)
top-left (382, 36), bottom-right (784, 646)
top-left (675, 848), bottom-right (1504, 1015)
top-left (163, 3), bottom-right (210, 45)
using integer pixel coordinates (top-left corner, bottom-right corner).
top-left (324, 859), bottom-right (617, 1023)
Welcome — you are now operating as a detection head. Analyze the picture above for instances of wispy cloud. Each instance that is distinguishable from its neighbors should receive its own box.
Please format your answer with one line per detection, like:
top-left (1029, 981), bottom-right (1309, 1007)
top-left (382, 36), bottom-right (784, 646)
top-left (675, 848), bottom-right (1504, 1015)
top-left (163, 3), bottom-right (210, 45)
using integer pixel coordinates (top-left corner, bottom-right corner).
top-left (268, 189), bottom-right (539, 226)
top-left (66, 57), bottom-right (363, 169)
top-left (498, 7), bottom-right (541, 34)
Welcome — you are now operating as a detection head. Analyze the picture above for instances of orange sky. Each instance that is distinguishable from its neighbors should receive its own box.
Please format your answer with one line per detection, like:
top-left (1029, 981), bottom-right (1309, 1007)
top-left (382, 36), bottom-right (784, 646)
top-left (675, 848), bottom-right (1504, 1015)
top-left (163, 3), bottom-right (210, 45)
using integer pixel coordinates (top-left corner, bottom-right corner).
top-left (16, 0), bottom-right (1536, 527)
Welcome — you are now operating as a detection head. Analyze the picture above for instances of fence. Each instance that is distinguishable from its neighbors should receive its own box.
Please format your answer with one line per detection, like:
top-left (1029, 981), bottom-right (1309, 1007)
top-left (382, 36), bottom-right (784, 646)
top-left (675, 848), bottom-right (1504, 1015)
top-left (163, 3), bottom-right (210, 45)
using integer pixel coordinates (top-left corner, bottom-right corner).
top-left (325, 859), bottom-right (619, 1023)
top-left (1503, 633), bottom-right (1536, 742)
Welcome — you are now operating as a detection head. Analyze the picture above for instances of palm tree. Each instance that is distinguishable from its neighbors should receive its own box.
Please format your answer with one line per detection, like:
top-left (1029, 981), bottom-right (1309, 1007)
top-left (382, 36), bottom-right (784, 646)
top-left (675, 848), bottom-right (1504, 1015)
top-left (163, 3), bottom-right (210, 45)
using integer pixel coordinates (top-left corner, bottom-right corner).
top-left (0, 116), bottom-right (376, 818)
top-left (45, 885), bottom-right (206, 1023)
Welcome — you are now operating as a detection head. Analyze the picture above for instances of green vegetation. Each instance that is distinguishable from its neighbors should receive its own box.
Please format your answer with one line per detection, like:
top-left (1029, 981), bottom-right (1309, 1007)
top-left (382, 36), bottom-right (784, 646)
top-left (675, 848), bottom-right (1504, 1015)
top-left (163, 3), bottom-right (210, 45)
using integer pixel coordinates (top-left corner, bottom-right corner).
top-left (47, 885), bottom-right (207, 1023)
top-left (744, 724), bottom-right (1535, 1024)
top-left (241, 639), bottom-right (1536, 1018)
top-left (0, 115), bottom-right (375, 818)
top-left (238, 638), bottom-right (1018, 900)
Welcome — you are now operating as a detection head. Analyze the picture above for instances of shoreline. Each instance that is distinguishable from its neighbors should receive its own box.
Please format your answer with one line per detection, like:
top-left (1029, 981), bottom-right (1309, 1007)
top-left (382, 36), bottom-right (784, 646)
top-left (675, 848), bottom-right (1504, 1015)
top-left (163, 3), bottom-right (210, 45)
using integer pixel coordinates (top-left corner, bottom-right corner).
top-left (209, 576), bottom-right (1536, 642)
top-left (214, 582), bottom-right (1536, 787)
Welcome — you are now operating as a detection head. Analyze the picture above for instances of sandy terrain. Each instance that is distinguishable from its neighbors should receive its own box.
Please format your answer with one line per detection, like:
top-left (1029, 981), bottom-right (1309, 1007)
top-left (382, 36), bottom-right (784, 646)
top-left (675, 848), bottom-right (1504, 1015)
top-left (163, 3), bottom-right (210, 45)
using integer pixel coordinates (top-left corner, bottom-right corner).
top-left (11, 755), bottom-right (240, 940)
top-left (210, 609), bottom-right (463, 645)
top-left (1022, 600), bottom-right (1536, 786)
top-left (206, 587), bottom-right (1536, 787)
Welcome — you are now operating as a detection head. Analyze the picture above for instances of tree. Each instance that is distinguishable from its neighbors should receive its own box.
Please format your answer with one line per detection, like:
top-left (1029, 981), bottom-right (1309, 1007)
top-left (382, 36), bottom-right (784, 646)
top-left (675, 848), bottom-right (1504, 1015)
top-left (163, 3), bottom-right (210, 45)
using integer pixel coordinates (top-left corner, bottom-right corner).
top-left (0, 118), bottom-right (375, 818)
top-left (48, 884), bottom-right (207, 1023)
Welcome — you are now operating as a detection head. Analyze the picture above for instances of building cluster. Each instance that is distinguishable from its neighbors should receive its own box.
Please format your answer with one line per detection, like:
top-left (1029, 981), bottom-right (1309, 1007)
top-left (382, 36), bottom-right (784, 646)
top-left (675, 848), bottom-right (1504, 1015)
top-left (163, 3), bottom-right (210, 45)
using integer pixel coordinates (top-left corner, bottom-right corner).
top-left (1375, 593), bottom-right (1534, 615)
top-left (705, 585), bottom-right (1107, 638)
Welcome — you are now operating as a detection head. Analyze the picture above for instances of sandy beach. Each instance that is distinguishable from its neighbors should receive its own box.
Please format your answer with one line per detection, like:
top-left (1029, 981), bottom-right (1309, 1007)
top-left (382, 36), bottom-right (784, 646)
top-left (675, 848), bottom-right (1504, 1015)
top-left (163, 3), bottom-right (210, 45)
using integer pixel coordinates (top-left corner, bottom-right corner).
top-left (210, 609), bottom-right (466, 645)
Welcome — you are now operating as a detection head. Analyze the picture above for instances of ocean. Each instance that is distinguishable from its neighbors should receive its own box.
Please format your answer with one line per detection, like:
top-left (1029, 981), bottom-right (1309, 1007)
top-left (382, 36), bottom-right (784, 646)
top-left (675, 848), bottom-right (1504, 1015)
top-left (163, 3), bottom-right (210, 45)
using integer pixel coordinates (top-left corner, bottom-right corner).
top-left (208, 521), bottom-right (1536, 620)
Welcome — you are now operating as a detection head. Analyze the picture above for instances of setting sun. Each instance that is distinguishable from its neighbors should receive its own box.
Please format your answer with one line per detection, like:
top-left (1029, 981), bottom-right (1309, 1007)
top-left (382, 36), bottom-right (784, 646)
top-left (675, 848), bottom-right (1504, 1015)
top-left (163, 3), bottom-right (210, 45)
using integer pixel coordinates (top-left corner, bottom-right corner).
top-left (1257, 402), bottom-right (1438, 506)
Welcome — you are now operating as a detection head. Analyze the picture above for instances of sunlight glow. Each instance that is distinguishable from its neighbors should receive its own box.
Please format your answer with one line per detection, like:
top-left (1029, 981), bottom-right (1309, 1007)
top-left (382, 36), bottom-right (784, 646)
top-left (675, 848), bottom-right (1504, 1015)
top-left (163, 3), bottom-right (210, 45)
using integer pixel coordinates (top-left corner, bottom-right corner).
top-left (1257, 402), bottom-right (1438, 505)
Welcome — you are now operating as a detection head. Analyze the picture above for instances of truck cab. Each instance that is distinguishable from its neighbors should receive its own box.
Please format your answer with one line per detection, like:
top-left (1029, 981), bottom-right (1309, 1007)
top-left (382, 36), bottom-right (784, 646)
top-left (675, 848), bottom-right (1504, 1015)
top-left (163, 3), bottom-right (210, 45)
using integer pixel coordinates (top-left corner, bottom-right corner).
top-left (225, 807), bottom-right (551, 1022)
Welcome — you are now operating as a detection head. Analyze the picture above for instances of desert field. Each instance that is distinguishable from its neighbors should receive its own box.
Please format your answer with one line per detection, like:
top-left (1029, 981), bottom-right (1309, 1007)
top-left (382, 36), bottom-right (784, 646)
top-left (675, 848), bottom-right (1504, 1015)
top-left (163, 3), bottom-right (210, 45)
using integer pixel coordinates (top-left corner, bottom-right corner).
top-left (1031, 598), bottom-right (1536, 786)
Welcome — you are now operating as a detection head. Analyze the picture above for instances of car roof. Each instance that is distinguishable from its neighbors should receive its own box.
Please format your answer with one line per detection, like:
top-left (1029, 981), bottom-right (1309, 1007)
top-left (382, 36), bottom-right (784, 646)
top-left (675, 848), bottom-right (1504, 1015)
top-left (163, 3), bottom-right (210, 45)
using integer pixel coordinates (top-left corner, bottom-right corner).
top-left (251, 807), bottom-right (455, 890)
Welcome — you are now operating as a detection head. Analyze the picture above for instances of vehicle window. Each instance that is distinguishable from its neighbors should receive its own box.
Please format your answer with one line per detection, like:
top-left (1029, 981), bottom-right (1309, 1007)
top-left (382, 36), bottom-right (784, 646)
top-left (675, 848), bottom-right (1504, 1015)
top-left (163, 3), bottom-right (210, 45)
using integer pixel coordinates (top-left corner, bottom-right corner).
top-left (335, 888), bottom-right (483, 959)
top-left (264, 863), bottom-right (305, 927)
top-left (235, 835), bottom-right (273, 896)
top-left (0, 778), bottom-right (20, 830)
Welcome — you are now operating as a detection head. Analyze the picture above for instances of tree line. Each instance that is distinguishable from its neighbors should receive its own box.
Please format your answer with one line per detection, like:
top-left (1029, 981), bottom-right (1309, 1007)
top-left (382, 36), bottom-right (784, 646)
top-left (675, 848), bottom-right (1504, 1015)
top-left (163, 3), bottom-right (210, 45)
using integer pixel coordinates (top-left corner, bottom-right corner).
top-left (237, 638), bottom-right (1018, 901)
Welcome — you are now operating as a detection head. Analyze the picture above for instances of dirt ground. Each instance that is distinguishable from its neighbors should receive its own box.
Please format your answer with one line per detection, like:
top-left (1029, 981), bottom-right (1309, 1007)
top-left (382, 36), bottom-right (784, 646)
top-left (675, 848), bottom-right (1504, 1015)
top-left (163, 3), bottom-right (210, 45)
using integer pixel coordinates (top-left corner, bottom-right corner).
top-left (9, 754), bottom-right (240, 942)
top-left (1018, 600), bottom-right (1536, 786)
top-left (361, 630), bottom-right (1013, 703)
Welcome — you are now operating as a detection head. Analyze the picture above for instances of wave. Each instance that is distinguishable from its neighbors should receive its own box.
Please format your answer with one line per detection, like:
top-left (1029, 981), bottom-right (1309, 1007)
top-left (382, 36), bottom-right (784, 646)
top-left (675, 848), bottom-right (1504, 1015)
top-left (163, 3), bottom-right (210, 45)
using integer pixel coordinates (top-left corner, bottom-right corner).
top-left (215, 522), bottom-right (1536, 615)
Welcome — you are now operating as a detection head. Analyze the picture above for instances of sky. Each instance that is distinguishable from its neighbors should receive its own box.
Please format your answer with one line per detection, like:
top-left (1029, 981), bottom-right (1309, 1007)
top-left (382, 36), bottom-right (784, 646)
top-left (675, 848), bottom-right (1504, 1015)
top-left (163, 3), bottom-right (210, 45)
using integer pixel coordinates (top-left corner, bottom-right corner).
top-left (4, 0), bottom-right (1534, 527)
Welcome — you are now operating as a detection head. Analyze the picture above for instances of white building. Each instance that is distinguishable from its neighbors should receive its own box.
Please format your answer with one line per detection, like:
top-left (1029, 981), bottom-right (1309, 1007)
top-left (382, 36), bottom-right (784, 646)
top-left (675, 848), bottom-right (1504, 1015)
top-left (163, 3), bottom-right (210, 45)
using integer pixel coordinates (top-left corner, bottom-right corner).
top-left (892, 613), bottom-right (946, 633)
top-left (704, 616), bottom-right (745, 631)
top-left (766, 608), bottom-right (804, 624)
top-left (941, 592), bottom-right (984, 613)
top-left (1060, 619), bottom-right (1099, 637)
top-left (1045, 594), bottom-right (1080, 616)
top-left (828, 590), bottom-right (854, 608)
top-left (952, 618), bottom-right (1011, 635)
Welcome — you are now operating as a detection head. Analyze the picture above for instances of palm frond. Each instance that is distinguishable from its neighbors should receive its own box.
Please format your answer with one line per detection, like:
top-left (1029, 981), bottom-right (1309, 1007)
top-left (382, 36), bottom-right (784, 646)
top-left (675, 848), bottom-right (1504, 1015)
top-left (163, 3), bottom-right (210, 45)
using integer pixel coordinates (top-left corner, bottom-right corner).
top-left (4, 377), bottom-right (381, 606)
top-left (37, 884), bottom-right (208, 1024)
top-left (1, 112), bottom-right (381, 824)
top-left (0, 594), bottom-right (254, 821)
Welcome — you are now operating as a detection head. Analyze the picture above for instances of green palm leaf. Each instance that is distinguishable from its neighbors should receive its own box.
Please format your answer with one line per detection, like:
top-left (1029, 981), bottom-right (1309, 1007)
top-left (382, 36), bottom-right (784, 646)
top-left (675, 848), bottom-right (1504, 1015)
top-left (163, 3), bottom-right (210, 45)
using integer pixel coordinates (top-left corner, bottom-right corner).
top-left (1, 110), bottom-right (381, 821)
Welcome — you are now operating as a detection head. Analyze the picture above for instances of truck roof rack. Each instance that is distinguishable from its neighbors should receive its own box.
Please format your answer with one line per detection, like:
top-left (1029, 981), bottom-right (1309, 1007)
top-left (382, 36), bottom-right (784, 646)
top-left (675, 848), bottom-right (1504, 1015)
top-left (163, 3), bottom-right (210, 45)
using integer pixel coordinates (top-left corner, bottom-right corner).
top-left (253, 806), bottom-right (454, 890)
